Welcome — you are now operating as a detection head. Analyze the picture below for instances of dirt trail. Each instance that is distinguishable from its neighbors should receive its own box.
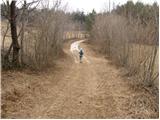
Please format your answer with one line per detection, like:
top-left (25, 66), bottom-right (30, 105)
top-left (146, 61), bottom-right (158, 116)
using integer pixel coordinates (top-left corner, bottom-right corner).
top-left (1, 40), bottom-right (158, 118)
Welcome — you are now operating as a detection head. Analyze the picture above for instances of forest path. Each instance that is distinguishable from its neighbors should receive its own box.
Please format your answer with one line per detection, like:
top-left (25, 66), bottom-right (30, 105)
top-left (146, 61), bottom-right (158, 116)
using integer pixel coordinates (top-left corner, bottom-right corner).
top-left (2, 39), bottom-right (158, 118)
top-left (39, 39), bottom-right (129, 118)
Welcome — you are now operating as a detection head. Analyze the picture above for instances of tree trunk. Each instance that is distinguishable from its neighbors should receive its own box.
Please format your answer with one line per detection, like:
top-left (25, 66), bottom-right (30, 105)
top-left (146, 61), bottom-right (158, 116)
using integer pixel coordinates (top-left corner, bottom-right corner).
top-left (20, 0), bottom-right (27, 65)
top-left (10, 1), bottom-right (20, 66)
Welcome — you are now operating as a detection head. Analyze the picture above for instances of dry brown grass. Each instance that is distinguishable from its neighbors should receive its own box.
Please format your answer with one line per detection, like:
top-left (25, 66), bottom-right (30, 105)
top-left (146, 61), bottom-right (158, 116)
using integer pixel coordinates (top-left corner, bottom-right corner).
top-left (127, 44), bottom-right (159, 87)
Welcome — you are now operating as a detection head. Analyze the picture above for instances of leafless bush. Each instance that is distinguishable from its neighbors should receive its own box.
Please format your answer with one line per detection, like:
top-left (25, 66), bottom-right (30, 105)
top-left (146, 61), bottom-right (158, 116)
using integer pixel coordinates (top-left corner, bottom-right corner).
top-left (91, 13), bottom-right (158, 87)
top-left (18, 0), bottom-right (71, 69)
top-left (92, 14), bottom-right (130, 65)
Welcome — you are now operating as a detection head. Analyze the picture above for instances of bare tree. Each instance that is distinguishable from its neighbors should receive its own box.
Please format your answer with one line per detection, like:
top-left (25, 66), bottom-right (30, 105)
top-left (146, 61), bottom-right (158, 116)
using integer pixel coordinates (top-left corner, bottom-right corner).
top-left (10, 1), bottom-right (20, 66)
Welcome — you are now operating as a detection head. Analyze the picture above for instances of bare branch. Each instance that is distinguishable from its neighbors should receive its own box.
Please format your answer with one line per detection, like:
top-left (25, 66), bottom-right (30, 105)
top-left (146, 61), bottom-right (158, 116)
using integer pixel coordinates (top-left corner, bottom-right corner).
top-left (2, 21), bottom-right (10, 51)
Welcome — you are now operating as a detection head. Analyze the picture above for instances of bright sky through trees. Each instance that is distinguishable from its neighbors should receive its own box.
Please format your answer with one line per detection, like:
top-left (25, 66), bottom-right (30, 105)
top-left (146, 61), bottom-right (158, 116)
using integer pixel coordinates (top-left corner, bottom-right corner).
top-left (63, 0), bottom-right (159, 13)
top-left (0, 0), bottom-right (159, 13)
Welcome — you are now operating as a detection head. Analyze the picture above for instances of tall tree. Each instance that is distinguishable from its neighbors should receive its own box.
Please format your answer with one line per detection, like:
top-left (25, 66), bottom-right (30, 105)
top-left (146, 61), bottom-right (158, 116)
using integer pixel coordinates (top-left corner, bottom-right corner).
top-left (10, 1), bottom-right (20, 66)
top-left (85, 9), bottom-right (96, 31)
